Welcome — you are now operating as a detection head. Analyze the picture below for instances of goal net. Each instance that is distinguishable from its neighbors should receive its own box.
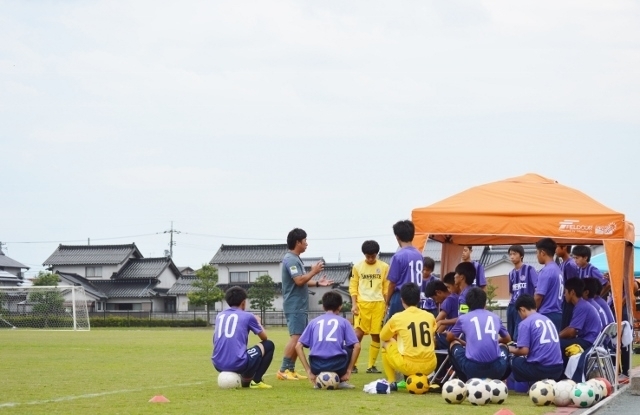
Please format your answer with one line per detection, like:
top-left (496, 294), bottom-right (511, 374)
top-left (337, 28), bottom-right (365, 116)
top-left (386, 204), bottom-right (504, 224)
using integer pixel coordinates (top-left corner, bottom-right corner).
top-left (0, 286), bottom-right (90, 330)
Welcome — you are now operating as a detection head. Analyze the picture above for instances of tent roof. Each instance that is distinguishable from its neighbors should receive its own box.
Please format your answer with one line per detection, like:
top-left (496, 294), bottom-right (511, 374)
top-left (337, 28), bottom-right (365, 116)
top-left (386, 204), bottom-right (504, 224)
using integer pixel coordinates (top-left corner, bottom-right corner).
top-left (591, 242), bottom-right (640, 277)
top-left (412, 173), bottom-right (634, 245)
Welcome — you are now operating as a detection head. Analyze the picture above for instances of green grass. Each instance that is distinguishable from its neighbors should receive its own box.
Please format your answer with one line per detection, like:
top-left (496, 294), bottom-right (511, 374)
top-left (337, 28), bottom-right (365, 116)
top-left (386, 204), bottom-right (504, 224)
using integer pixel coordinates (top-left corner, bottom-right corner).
top-left (0, 328), bottom-right (637, 415)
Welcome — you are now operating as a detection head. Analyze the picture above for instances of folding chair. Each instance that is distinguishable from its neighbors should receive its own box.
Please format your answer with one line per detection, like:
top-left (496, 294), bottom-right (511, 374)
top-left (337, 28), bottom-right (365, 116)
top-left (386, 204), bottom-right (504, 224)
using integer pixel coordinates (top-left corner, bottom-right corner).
top-left (428, 349), bottom-right (456, 385)
top-left (583, 322), bottom-right (617, 386)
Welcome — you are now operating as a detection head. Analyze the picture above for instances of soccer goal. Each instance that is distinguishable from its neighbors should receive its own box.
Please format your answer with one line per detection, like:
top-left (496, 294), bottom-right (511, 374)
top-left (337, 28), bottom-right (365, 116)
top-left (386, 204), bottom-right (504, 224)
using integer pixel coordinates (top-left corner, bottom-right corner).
top-left (0, 286), bottom-right (90, 331)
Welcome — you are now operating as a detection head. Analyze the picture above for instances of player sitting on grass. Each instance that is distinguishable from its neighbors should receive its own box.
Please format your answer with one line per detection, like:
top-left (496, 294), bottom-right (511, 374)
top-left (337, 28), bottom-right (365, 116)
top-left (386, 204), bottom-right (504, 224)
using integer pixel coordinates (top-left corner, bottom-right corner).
top-left (380, 283), bottom-right (437, 389)
top-left (212, 286), bottom-right (275, 389)
top-left (508, 294), bottom-right (563, 382)
top-left (295, 291), bottom-right (360, 389)
top-left (447, 287), bottom-right (511, 382)
top-left (349, 240), bottom-right (389, 374)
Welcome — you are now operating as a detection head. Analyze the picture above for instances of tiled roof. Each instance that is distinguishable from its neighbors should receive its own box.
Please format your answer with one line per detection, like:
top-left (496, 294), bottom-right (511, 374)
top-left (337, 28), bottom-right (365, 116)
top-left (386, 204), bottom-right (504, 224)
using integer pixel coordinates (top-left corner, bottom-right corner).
top-left (56, 272), bottom-right (108, 299)
top-left (422, 240), bottom-right (483, 262)
top-left (43, 244), bottom-right (143, 266)
top-left (378, 252), bottom-right (396, 265)
top-left (167, 275), bottom-right (198, 295)
top-left (91, 280), bottom-right (160, 298)
top-left (114, 257), bottom-right (180, 280)
top-left (0, 270), bottom-right (21, 284)
top-left (309, 262), bottom-right (353, 286)
top-left (217, 282), bottom-right (283, 295)
top-left (178, 266), bottom-right (195, 275)
top-left (302, 257), bottom-right (324, 267)
top-left (0, 250), bottom-right (29, 269)
top-left (480, 245), bottom-right (541, 270)
top-left (210, 244), bottom-right (288, 264)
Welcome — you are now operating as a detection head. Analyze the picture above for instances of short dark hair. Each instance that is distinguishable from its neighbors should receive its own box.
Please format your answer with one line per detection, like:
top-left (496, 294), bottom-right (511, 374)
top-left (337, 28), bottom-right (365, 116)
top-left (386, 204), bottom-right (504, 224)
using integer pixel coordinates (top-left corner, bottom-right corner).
top-left (558, 244), bottom-right (572, 253)
top-left (442, 272), bottom-right (456, 285)
top-left (393, 220), bottom-right (415, 243)
top-left (571, 245), bottom-right (592, 261)
top-left (466, 287), bottom-right (486, 311)
top-left (361, 240), bottom-right (380, 255)
top-left (423, 256), bottom-right (435, 271)
top-left (400, 282), bottom-right (420, 306)
top-left (424, 280), bottom-right (448, 298)
top-left (464, 245), bottom-right (473, 251)
top-left (455, 262), bottom-right (476, 285)
top-left (536, 238), bottom-right (557, 257)
top-left (565, 277), bottom-right (585, 297)
top-left (322, 291), bottom-right (343, 311)
top-left (508, 245), bottom-right (525, 258)
top-left (225, 286), bottom-right (247, 307)
top-left (514, 294), bottom-right (536, 310)
top-left (287, 228), bottom-right (307, 250)
top-left (582, 277), bottom-right (601, 299)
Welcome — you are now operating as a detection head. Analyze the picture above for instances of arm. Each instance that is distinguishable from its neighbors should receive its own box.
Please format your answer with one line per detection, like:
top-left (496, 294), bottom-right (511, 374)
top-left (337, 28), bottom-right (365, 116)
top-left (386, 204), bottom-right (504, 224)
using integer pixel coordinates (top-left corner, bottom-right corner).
top-left (386, 281), bottom-right (396, 305)
top-left (559, 327), bottom-right (577, 339)
top-left (293, 261), bottom-right (324, 287)
top-left (349, 267), bottom-right (360, 315)
top-left (509, 345), bottom-right (529, 356)
top-left (534, 294), bottom-right (543, 310)
top-left (499, 333), bottom-right (512, 345)
top-left (380, 319), bottom-right (394, 342)
top-left (295, 342), bottom-right (315, 384)
top-left (257, 331), bottom-right (268, 341)
top-left (437, 317), bottom-right (458, 332)
top-left (342, 343), bottom-right (361, 381)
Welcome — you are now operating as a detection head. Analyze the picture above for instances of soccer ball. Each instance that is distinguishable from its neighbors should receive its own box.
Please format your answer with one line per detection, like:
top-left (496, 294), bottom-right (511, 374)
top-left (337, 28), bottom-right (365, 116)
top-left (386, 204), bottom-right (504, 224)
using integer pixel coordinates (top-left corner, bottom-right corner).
top-left (315, 372), bottom-right (340, 390)
top-left (466, 379), bottom-right (492, 406)
top-left (442, 379), bottom-right (467, 404)
top-left (594, 377), bottom-right (612, 397)
top-left (553, 380), bottom-right (575, 407)
top-left (571, 382), bottom-right (596, 408)
top-left (406, 373), bottom-right (429, 395)
top-left (217, 371), bottom-right (241, 389)
top-left (586, 379), bottom-right (605, 402)
top-left (529, 380), bottom-right (555, 406)
top-left (487, 379), bottom-right (508, 404)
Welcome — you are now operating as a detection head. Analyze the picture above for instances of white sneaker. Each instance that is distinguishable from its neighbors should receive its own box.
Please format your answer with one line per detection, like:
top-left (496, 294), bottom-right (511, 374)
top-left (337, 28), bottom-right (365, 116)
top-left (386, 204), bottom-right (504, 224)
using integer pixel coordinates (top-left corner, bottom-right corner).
top-left (338, 381), bottom-right (355, 389)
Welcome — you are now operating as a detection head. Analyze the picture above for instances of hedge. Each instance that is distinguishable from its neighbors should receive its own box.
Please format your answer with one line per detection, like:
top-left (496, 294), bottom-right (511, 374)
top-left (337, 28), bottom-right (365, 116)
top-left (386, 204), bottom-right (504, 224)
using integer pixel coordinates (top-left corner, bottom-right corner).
top-left (90, 316), bottom-right (208, 327)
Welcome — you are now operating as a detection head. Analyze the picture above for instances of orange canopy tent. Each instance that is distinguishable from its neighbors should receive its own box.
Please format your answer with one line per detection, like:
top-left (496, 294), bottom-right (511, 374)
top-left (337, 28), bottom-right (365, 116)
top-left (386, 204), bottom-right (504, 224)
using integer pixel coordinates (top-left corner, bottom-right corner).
top-left (411, 173), bottom-right (635, 381)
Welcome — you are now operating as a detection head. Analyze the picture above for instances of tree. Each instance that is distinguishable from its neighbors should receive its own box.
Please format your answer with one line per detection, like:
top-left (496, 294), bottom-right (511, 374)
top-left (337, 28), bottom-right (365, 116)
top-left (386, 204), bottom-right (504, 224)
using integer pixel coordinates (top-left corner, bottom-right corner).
top-left (248, 274), bottom-right (276, 324)
top-left (188, 265), bottom-right (224, 325)
top-left (29, 271), bottom-right (65, 327)
top-left (486, 280), bottom-right (498, 311)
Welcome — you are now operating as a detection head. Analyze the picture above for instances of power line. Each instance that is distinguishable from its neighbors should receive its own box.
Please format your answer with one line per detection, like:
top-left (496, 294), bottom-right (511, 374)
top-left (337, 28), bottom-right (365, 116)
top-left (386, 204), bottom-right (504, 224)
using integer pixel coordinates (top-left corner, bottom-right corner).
top-left (5, 233), bottom-right (160, 244)
top-left (182, 232), bottom-right (389, 241)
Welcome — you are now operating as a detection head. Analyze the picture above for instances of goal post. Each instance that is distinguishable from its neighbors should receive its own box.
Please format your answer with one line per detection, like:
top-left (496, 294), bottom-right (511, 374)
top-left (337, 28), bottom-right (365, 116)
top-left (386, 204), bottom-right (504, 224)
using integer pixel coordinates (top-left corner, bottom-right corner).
top-left (0, 286), bottom-right (91, 331)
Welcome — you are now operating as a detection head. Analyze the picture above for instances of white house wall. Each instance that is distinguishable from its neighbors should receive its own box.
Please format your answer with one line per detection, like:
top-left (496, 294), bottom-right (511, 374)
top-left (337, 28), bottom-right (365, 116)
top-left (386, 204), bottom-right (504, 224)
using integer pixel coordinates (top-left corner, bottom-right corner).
top-left (215, 264), bottom-right (281, 284)
top-left (52, 265), bottom-right (120, 280)
top-left (157, 268), bottom-right (178, 289)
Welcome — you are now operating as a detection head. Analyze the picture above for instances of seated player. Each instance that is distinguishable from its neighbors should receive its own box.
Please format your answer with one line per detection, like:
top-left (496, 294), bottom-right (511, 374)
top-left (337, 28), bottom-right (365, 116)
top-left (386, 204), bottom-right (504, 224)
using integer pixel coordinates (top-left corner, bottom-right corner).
top-left (454, 262), bottom-right (476, 316)
top-left (441, 271), bottom-right (458, 296)
top-left (447, 287), bottom-right (511, 382)
top-left (584, 277), bottom-right (614, 325)
top-left (508, 294), bottom-right (563, 382)
top-left (572, 245), bottom-right (610, 296)
top-left (424, 279), bottom-right (458, 350)
top-left (559, 278), bottom-right (603, 364)
top-left (212, 286), bottom-right (275, 389)
top-left (295, 291), bottom-right (360, 389)
top-left (582, 277), bottom-right (612, 327)
top-left (420, 256), bottom-right (439, 318)
top-left (380, 283), bottom-right (437, 387)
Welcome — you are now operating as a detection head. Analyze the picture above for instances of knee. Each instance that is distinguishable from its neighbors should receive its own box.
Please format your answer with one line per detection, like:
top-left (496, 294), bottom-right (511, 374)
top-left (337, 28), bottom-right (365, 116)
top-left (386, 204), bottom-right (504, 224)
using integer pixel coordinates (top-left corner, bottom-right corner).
top-left (261, 339), bottom-right (275, 354)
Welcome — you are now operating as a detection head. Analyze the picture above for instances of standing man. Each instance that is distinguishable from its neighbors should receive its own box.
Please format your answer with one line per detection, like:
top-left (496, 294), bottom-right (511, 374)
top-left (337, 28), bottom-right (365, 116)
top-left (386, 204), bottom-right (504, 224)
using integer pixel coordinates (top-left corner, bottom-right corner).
top-left (534, 238), bottom-right (564, 332)
top-left (506, 245), bottom-right (538, 341)
top-left (385, 220), bottom-right (424, 319)
top-left (555, 244), bottom-right (579, 329)
top-left (349, 240), bottom-right (389, 374)
top-left (277, 228), bottom-right (334, 381)
top-left (461, 246), bottom-right (487, 289)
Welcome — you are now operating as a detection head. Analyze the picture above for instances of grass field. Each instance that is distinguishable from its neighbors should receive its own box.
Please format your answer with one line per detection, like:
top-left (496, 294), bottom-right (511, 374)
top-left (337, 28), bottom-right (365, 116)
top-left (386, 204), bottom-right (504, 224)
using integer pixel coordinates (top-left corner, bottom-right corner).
top-left (1, 327), bottom-right (637, 415)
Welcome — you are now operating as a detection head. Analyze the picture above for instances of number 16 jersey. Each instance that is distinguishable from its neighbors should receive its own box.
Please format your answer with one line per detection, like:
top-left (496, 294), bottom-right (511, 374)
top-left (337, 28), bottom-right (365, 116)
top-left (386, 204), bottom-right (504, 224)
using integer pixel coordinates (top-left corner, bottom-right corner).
top-left (380, 306), bottom-right (436, 362)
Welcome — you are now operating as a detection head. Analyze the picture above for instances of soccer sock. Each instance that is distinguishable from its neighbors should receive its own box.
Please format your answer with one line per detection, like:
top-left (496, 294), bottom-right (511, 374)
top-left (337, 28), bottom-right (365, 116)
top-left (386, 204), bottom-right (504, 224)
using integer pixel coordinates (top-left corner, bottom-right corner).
top-left (280, 356), bottom-right (293, 372)
top-left (381, 348), bottom-right (395, 383)
top-left (368, 341), bottom-right (380, 368)
top-left (255, 340), bottom-right (275, 383)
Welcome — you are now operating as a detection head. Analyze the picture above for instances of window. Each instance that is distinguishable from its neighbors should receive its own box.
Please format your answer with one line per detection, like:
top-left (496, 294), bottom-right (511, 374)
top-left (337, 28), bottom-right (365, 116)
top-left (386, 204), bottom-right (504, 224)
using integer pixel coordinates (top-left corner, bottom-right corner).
top-left (97, 302), bottom-right (103, 311)
top-left (230, 272), bottom-right (248, 283)
top-left (249, 271), bottom-right (269, 282)
top-left (86, 266), bottom-right (102, 278)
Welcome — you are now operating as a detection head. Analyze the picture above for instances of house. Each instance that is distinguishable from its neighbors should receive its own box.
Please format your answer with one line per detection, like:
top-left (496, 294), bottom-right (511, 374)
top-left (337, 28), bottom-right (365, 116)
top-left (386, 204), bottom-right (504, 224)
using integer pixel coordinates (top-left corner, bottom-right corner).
top-left (44, 244), bottom-right (181, 312)
top-left (307, 261), bottom-right (353, 312)
top-left (168, 274), bottom-right (200, 312)
top-left (0, 247), bottom-right (29, 286)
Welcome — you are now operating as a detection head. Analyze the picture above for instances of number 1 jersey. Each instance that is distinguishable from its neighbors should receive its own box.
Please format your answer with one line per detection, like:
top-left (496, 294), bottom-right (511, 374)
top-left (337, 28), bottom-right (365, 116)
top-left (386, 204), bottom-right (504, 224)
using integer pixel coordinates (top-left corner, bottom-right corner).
top-left (349, 259), bottom-right (389, 302)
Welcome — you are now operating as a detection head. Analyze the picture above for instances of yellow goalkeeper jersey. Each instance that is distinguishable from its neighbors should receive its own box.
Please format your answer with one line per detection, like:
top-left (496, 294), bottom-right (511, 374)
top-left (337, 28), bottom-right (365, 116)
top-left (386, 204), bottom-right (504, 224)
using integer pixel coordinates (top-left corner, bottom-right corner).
top-left (380, 306), bottom-right (436, 360)
top-left (349, 259), bottom-right (389, 302)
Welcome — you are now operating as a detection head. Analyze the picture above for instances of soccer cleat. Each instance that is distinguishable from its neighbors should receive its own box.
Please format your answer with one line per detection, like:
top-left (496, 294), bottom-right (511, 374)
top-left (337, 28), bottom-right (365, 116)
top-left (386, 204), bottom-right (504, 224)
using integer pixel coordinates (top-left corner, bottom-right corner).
top-left (396, 380), bottom-right (407, 389)
top-left (366, 366), bottom-right (381, 374)
top-left (338, 381), bottom-right (355, 389)
top-left (276, 369), bottom-right (299, 380)
top-left (291, 371), bottom-right (307, 380)
top-left (250, 381), bottom-right (273, 389)
top-left (352, 366), bottom-right (358, 374)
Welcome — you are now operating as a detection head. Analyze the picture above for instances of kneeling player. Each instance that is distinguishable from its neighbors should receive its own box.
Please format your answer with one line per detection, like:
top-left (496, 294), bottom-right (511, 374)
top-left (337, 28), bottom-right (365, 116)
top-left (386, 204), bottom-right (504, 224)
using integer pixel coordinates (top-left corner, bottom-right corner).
top-left (508, 294), bottom-right (563, 382)
top-left (380, 283), bottom-right (437, 386)
top-left (212, 286), bottom-right (274, 389)
top-left (295, 291), bottom-right (361, 388)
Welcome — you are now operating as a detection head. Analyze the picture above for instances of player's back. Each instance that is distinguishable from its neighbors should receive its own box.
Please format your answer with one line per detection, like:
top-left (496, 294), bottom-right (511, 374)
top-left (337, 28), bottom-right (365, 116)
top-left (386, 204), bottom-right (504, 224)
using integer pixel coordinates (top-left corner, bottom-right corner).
top-left (387, 247), bottom-right (424, 289)
top-left (387, 306), bottom-right (436, 361)
top-left (212, 308), bottom-right (261, 371)
top-left (299, 313), bottom-right (357, 359)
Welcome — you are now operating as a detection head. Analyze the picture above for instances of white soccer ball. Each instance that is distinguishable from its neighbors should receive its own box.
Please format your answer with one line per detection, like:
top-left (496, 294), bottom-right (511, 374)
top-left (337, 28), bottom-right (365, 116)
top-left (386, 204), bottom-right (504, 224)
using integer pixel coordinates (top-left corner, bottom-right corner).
top-left (487, 379), bottom-right (508, 404)
top-left (466, 379), bottom-right (492, 406)
top-left (586, 379), bottom-right (605, 402)
top-left (217, 371), bottom-right (241, 389)
top-left (529, 380), bottom-right (555, 406)
top-left (553, 380), bottom-right (575, 407)
top-left (571, 382), bottom-right (596, 408)
top-left (315, 371), bottom-right (340, 390)
top-left (442, 379), bottom-right (467, 404)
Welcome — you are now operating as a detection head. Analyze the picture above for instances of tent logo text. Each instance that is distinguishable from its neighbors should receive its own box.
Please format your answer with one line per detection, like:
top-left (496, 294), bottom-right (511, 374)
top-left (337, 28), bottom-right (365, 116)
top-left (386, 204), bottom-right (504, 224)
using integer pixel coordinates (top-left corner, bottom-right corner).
top-left (595, 222), bottom-right (616, 235)
top-left (559, 219), bottom-right (593, 233)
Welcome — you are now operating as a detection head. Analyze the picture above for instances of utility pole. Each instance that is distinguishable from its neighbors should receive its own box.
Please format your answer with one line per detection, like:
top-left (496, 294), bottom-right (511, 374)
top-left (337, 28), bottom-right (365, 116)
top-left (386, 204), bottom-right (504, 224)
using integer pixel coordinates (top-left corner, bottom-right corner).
top-left (0, 241), bottom-right (6, 254)
top-left (163, 221), bottom-right (181, 258)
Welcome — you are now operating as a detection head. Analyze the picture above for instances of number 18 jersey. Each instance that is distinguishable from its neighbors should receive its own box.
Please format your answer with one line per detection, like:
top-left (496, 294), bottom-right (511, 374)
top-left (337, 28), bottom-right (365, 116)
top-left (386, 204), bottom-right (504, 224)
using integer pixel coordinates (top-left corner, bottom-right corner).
top-left (387, 246), bottom-right (424, 290)
top-left (380, 306), bottom-right (436, 362)
top-left (349, 259), bottom-right (389, 302)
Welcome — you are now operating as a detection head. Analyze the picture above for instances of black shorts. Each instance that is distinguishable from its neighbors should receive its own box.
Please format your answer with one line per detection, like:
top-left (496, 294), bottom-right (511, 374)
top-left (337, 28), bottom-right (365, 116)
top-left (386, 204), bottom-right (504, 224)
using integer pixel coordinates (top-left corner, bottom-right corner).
top-left (241, 345), bottom-right (264, 380)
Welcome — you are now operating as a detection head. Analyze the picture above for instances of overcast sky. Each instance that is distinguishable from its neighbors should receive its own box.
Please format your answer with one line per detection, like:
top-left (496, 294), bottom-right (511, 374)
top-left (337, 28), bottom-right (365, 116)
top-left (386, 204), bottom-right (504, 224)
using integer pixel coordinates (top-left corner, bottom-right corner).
top-left (2, 1), bottom-right (639, 279)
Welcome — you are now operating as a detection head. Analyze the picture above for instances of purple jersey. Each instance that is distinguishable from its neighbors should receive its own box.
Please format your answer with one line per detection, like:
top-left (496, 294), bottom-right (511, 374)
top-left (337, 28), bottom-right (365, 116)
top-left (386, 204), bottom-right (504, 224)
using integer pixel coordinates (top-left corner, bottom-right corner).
top-left (420, 274), bottom-right (439, 310)
top-left (535, 262), bottom-right (563, 314)
top-left (587, 298), bottom-right (610, 327)
top-left (516, 312), bottom-right (562, 365)
top-left (578, 264), bottom-right (608, 287)
top-left (450, 309), bottom-right (508, 363)
top-left (509, 264), bottom-right (538, 305)
top-left (569, 299), bottom-right (602, 344)
top-left (440, 294), bottom-right (459, 331)
top-left (459, 286), bottom-right (471, 308)
top-left (560, 257), bottom-right (580, 283)
top-left (594, 296), bottom-right (614, 324)
top-left (472, 261), bottom-right (487, 287)
top-left (212, 308), bottom-right (263, 371)
top-left (387, 246), bottom-right (424, 290)
top-left (298, 312), bottom-right (359, 359)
